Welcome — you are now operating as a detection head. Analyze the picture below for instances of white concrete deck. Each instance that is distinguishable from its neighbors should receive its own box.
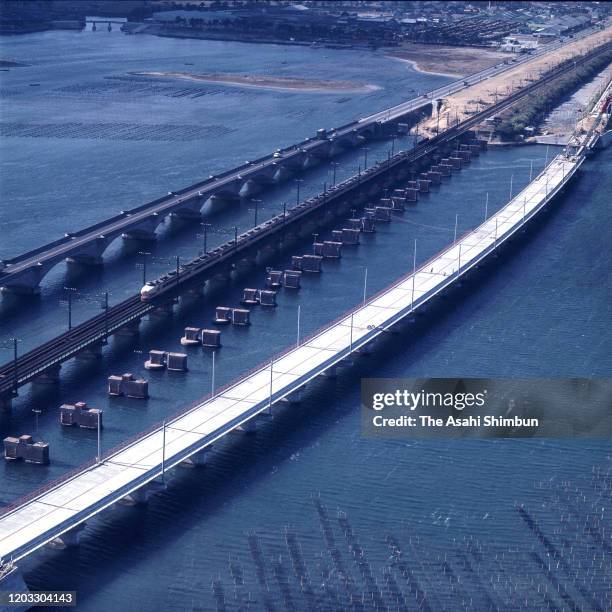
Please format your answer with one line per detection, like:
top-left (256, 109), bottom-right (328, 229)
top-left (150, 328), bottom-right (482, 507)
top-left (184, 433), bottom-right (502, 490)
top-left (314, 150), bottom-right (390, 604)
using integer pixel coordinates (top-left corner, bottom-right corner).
top-left (0, 153), bottom-right (583, 563)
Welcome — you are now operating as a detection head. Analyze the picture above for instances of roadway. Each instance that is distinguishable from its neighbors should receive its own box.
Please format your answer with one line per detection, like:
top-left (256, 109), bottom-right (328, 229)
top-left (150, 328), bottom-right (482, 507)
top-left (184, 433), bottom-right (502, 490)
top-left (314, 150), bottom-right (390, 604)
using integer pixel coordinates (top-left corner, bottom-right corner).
top-left (0, 150), bottom-right (583, 562)
top-left (361, 23), bottom-right (608, 124)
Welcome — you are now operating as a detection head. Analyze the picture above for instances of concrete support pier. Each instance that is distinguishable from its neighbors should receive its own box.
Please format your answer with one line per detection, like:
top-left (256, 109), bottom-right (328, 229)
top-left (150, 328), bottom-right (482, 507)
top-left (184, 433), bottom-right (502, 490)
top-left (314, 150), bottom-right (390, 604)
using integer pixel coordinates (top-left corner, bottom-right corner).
top-left (180, 446), bottom-right (212, 467)
top-left (48, 523), bottom-right (86, 549)
top-left (114, 319), bottom-right (140, 337)
top-left (119, 481), bottom-right (165, 505)
top-left (33, 363), bottom-right (61, 385)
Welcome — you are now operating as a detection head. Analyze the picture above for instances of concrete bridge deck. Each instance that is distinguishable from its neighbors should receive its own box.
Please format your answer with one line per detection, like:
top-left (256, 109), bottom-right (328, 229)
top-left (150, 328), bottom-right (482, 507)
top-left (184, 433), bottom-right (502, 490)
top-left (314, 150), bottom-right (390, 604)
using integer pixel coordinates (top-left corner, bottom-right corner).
top-left (0, 150), bottom-right (583, 563)
top-left (0, 26), bottom-right (605, 294)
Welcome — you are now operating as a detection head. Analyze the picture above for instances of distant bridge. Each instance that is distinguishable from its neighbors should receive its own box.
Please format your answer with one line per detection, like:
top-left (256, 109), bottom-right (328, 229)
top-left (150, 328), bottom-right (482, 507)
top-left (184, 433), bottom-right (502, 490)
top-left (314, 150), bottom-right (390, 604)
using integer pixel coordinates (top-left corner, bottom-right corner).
top-left (0, 26), bottom-right (605, 295)
top-left (0, 40), bottom-right (609, 408)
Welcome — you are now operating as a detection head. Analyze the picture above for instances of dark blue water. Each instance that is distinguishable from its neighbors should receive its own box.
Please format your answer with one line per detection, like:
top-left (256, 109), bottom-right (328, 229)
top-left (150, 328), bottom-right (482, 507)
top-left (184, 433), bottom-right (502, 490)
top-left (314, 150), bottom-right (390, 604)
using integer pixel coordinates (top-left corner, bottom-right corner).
top-left (1, 29), bottom-right (611, 612)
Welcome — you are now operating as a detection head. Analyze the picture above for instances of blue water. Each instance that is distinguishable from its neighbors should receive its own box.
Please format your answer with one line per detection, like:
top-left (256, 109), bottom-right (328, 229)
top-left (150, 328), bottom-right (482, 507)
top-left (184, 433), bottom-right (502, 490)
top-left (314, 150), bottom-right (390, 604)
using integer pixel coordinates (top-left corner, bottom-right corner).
top-left (1, 29), bottom-right (611, 612)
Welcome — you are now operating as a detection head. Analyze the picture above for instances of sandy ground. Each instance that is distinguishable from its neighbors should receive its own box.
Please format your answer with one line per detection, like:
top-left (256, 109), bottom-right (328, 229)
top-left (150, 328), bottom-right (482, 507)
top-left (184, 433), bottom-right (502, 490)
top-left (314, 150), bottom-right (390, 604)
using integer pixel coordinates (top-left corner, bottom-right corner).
top-left (415, 27), bottom-right (612, 138)
top-left (388, 43), bottom-right (510, 77)
top-left (131, 71), bottom-right (379, 93)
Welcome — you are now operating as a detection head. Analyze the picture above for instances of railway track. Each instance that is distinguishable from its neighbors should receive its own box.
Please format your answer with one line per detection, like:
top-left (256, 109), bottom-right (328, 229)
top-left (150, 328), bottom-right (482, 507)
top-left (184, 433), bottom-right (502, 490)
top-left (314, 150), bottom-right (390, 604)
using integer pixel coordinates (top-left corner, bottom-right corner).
top-left (1, 40), bottom-right (610, 399)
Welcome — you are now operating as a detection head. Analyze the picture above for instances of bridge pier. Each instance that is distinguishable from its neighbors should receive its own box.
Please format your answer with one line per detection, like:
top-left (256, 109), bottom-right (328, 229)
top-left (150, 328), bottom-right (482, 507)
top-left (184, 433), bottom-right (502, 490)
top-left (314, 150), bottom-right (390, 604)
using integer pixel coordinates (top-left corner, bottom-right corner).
top-left (149, 302), bottom-right (174, 318)
top-left (119, 480), bottom-right (166, 505)
top-left (48, 523), bottom-right (86, 549)
top-left (33, 363), bottom-right (61, 385)
top-left (234, 418), bottom-right (257, 434)
top-left (75, 340), bottom-right (104, 360)
top-left (0, 392), bottom-right (14, 411)
top-left (180, 446), bottom-right (212, 467)
top-left (183, 285), bottom-right (205, 299)
top-left (319, 365), bottom-right (338, 378)
top-left (0, 284), bottom-right (41, 296)
top-left (114, 319), bottom-right (140, 336)
top-left (255, 245), bottom-right (278, 265)
top-left (232, 256), bottom-right (257, 277)
top-left (66, 254), bottom-right (104, 266)
top-left (281, 387), bottom-right (303, 404)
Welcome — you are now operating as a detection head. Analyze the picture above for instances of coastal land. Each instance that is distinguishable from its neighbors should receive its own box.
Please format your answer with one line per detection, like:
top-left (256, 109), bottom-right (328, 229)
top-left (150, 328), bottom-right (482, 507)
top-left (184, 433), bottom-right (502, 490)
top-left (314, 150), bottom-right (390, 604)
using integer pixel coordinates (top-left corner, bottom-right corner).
top-left (413, 27), bottom-right (612, 138)
top-left (387, 42), bottom-right (510, 77)
top-left (130, 71), bottom-right (379, 93)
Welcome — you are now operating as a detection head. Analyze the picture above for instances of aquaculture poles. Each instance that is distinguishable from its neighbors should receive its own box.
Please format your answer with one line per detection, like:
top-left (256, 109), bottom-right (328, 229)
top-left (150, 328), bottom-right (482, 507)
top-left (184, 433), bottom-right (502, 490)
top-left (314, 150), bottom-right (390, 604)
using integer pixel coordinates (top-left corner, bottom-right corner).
top-left (32, 408), bottom-right (41, 436)
top-left (199, 222), bottom-right (211, 254)
top-left (362, 146), bottom-right (370, 170)
top-left (331, 161), bottom-right (339, 186)
top-left (250, 198), bottom-right (262, 228)
top-left (138, 251), bottom-right (148, 285)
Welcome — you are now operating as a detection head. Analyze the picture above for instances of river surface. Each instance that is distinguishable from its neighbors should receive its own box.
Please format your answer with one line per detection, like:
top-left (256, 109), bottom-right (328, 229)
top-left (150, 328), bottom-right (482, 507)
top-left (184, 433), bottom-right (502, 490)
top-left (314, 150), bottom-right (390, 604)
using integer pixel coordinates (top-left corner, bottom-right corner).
top-left (0, 28), bottom-right (610, 611)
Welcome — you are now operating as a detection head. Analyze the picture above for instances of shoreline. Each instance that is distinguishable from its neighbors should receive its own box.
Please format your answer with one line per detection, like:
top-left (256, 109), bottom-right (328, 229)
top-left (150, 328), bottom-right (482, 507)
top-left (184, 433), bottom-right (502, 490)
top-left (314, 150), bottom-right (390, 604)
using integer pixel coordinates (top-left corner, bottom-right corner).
top-left (388, 55), bottom-right (462, 78)
top-left (130, 70), bottom-right (380, 94)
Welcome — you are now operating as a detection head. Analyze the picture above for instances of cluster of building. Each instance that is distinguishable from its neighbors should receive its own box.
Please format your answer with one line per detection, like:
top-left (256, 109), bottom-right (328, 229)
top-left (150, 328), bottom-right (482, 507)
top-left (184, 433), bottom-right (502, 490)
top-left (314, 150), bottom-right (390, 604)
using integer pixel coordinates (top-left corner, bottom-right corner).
top-left (129, 1), bottom-right (607, 49)
top-left (2, 1), bottom-right (606, 47)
